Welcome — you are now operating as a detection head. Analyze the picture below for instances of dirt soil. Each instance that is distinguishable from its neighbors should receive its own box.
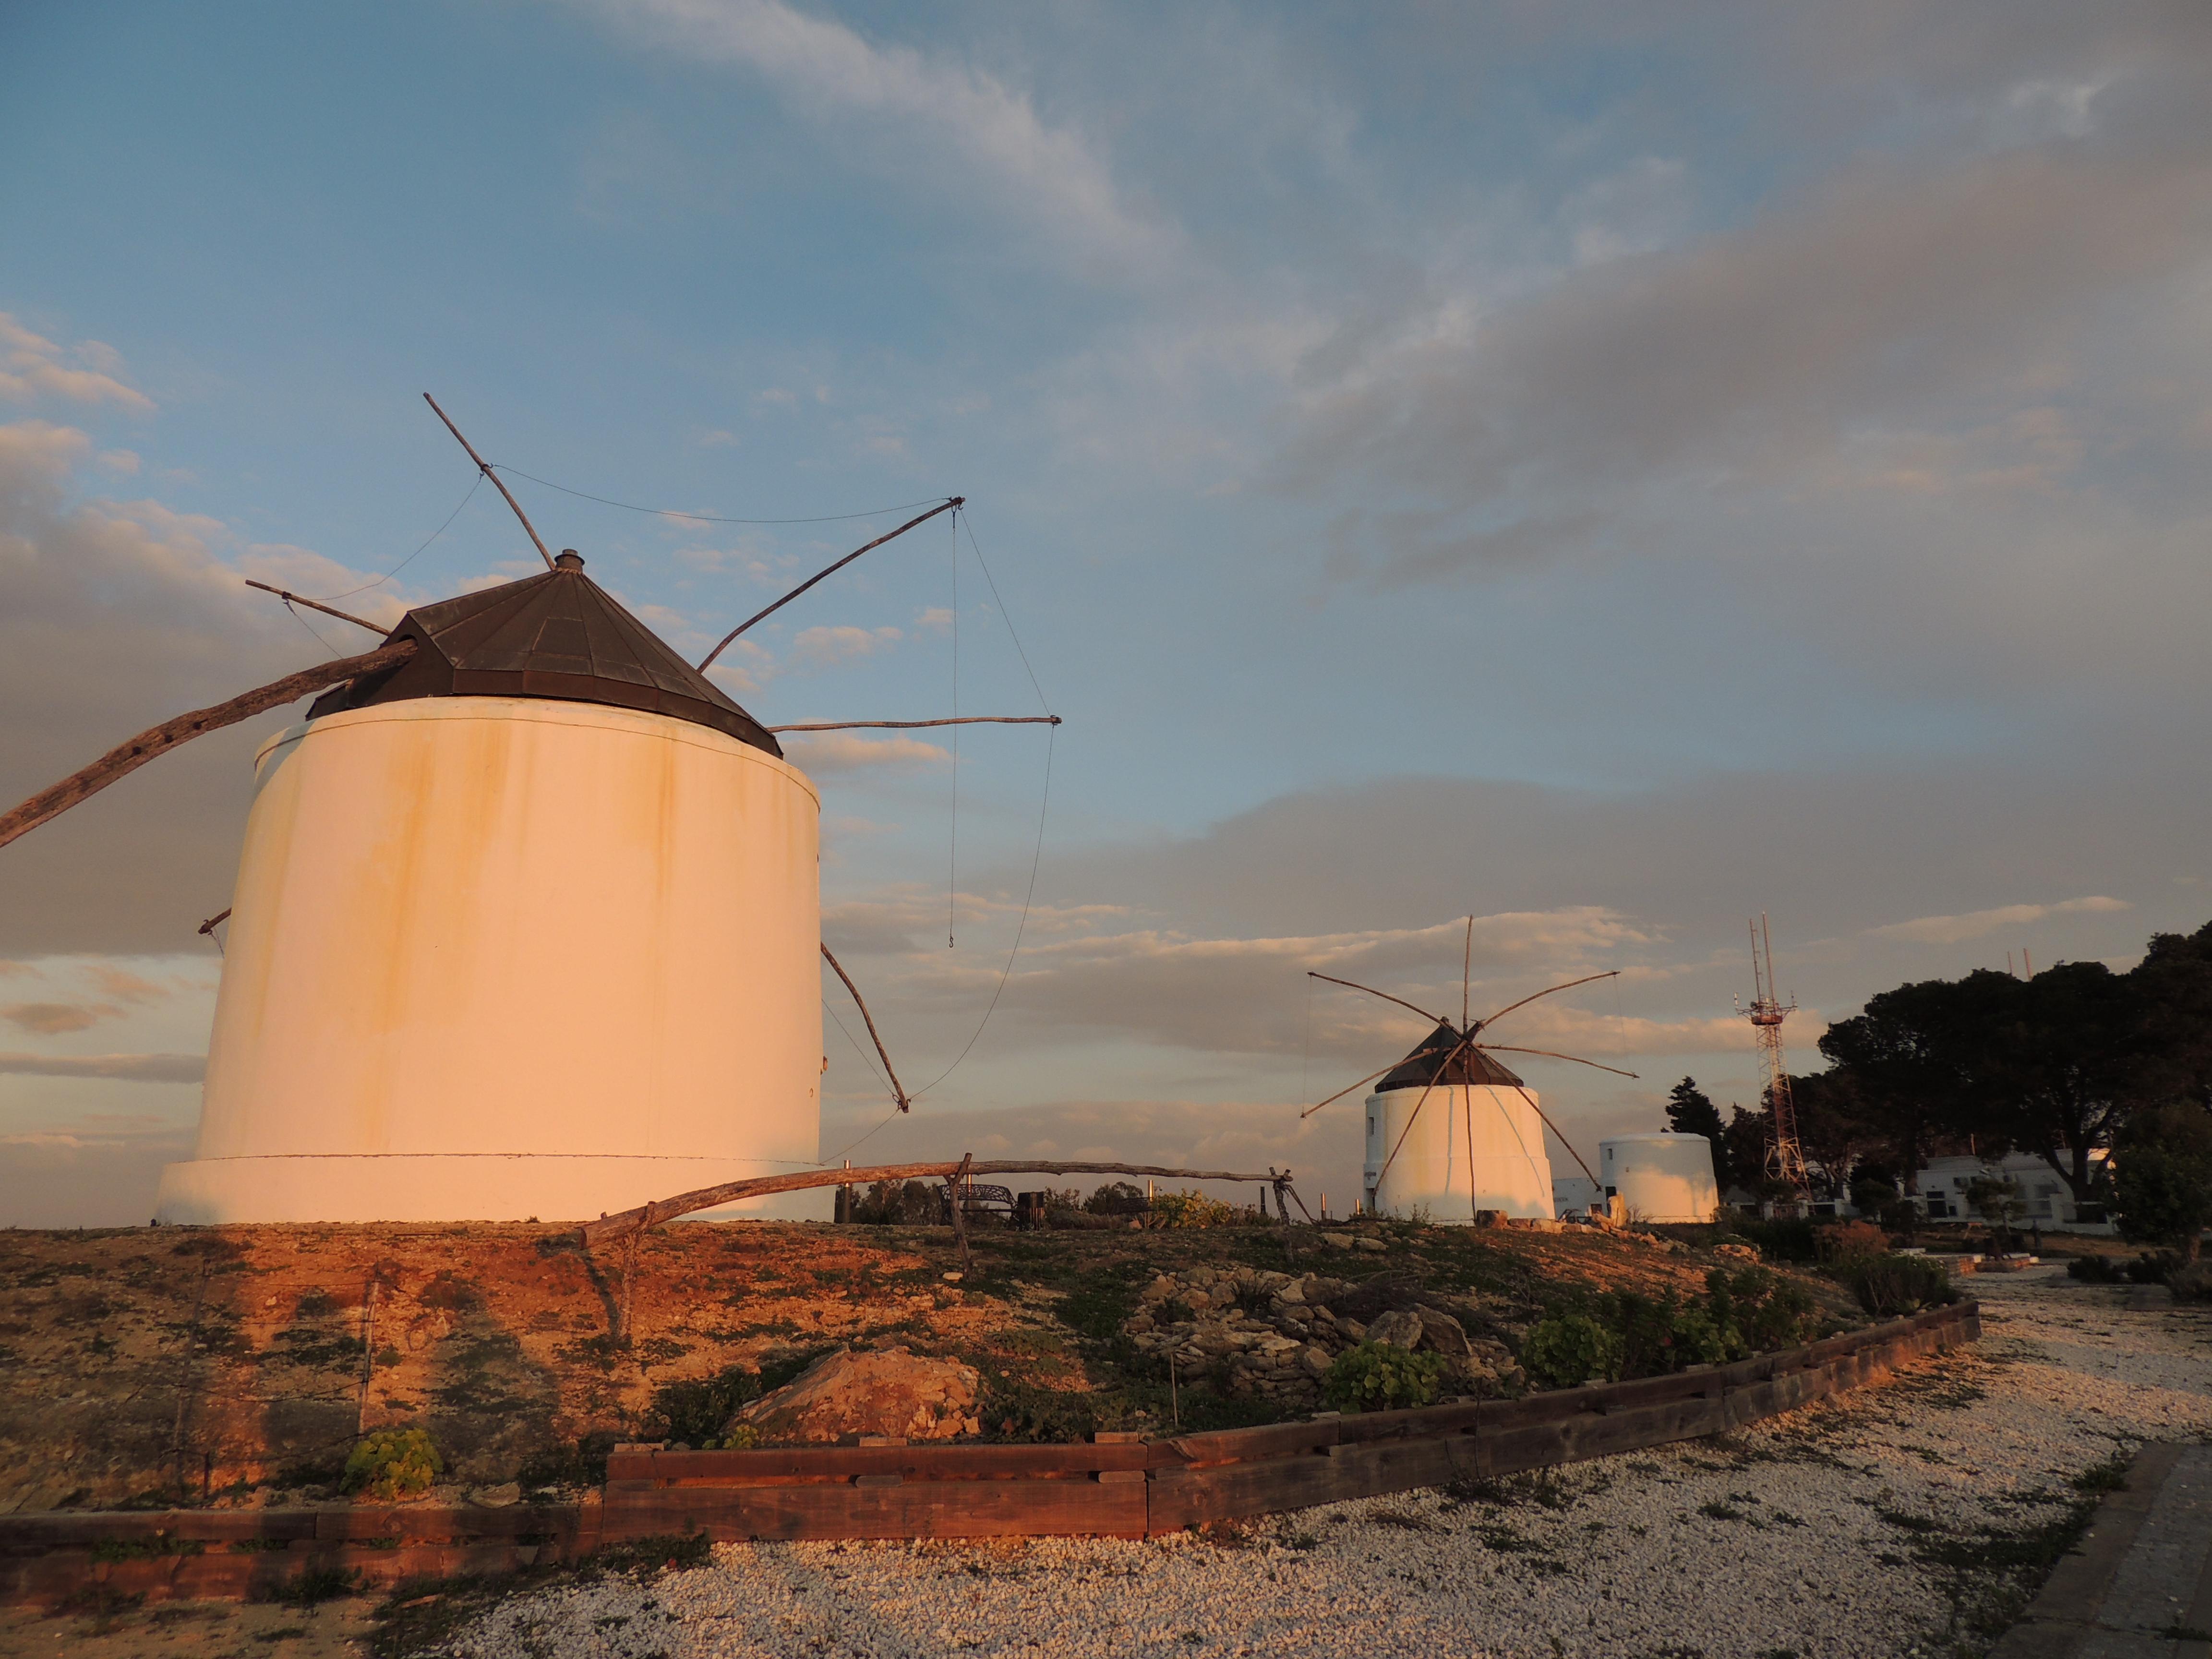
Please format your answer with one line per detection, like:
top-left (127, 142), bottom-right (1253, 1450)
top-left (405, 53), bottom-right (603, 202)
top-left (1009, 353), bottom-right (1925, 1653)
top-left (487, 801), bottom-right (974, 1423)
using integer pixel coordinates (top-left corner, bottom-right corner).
top-left (0, 1217), bottom-right (1856, 1515)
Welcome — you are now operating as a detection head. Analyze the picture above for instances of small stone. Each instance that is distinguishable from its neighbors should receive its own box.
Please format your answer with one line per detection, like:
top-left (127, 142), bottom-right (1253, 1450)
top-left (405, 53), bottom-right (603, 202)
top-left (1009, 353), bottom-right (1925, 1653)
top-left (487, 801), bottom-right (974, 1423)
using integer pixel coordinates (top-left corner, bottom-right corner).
top-left (1321, 1232), bottom-right (1356, 1248)
top-left (1353, 1237), bottom-right (1388, 1254)
top-left (1301, 1346), bottom-right (1333, 1378)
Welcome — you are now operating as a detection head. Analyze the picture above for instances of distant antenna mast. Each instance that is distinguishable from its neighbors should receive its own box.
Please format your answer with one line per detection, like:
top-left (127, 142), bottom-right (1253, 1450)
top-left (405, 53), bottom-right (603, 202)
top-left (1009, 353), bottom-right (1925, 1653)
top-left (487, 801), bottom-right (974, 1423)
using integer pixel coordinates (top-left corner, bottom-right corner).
top-left (1736, 913), bottom-right (1808, 1194)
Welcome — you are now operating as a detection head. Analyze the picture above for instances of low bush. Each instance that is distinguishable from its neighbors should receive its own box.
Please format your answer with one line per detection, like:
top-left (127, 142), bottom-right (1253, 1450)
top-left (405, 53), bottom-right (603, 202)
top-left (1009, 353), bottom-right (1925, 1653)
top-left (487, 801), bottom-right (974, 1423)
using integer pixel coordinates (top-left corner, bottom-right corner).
top-left (1732, 1215), bottom-right (1819, 1262)
top-left (647, 1364), bottom-right (766, 1446)
top-left (1840, 1253), bottom-right (1955, 1317)
top-left (1520, 1313), bottom-right (1622, 1388)
top-left (1705, 1266), bottom-right (1821, 1353)
top-left (2128, 1251), bottom-right (2179, 1285)
top-left (2066, 1255), bottom-right (2128, 1284)
top-left (1520, 1265), bottom-right (1823, 1389)
top-left (1322, 1341), bottom-right (1449, 1411)
top-left (1147, 1189), bottom-right (1255, 1229)
top-left (1815, 1220), bottom-right (1890, 1265)
top-left (342, 1429), bottom-right (443, 1501)
top-left (2168, 1261), bottom-right (2212, 1302)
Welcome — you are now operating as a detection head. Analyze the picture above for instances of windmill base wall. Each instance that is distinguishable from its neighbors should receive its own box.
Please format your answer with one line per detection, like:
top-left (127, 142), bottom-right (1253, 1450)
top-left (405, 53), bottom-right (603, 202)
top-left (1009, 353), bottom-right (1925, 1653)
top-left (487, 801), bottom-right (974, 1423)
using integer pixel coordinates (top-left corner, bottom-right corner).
top-left (155, 1154), bottom-right (834, 1225)
top-left (1362, 1084), bottom-right (1554, 1222)
top-left (162, 697), bottom-right (826, 1226)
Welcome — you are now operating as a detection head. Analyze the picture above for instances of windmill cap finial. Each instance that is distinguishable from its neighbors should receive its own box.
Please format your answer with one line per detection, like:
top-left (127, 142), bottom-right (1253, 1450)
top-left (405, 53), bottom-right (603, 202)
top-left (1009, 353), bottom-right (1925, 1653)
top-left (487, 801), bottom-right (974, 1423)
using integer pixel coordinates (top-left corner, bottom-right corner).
top-left (555, 550), bottom-right (585, 570)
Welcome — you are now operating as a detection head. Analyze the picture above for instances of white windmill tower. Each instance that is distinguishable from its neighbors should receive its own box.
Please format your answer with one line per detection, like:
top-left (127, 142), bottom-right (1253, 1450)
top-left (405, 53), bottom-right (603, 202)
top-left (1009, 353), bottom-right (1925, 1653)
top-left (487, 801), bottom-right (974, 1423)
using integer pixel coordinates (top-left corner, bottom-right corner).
top-left (1, 398), bottom-right (1052, 1224)
top-left (1302, 923), bottom-right (1632, 1222)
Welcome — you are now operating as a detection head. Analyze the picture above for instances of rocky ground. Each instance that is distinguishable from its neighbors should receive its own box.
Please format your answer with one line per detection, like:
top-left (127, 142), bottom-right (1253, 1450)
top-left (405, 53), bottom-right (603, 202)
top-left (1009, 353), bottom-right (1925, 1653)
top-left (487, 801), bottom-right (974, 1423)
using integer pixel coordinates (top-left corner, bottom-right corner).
top-left (0, 1214), bottom-right (1822, 1509)
top-left (209, 1264), bottom-right (2205, 1659)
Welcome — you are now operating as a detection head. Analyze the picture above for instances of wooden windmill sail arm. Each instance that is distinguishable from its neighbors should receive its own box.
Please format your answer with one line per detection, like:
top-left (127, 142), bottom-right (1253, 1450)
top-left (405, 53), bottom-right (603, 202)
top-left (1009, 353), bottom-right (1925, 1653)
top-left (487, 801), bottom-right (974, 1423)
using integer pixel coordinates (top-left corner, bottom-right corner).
top-left (698, 497), bottom-right (963, 672)
top-left (820, 943), bottom-right (910, 1113)
top-left (423, 394), bottom-right (556, 571)
top-left (1299, 1058), bottom-right (1404, 1119)
top-left (1506, 1082), bottom-right (1600, 1188)
top-left (243, 580), bottom-right (389, 637)
top-left (1306, 972), bottom-right (1446, 1026)
top-left (0, 638), bottom-right (417, 853)
top-left (1476, 970), bottom-right (1620, 1029)
top-left (769, 715), bottom-right (1061, 733)
top-left (1477, 1044), bottom-right (1640, 1080)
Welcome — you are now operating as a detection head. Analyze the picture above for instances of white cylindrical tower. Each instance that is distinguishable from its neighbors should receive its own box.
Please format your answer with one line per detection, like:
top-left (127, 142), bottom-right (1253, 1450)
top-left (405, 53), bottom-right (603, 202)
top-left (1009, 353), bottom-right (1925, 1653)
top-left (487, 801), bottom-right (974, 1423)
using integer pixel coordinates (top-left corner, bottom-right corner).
top-left (1360, 1023), bottom-right (1554, 1221)
top-left (156, 556), bottom-right (829, 1223)
top-left (1599, 1133), bottom-right (1719, 1224)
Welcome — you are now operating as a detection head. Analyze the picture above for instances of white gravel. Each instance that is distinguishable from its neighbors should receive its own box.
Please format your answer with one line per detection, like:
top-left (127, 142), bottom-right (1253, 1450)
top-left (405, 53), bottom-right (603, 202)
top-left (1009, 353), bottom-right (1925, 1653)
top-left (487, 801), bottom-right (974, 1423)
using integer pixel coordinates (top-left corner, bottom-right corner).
top-left (451, 1270), bottom-right (2212, 1659)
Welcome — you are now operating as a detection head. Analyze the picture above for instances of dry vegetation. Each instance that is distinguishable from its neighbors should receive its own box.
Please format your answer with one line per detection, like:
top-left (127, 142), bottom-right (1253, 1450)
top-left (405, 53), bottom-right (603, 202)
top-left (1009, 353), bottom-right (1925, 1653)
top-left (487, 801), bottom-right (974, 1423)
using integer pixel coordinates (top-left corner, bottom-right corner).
top-left (0, 1216), bottom-right (1859, 1515)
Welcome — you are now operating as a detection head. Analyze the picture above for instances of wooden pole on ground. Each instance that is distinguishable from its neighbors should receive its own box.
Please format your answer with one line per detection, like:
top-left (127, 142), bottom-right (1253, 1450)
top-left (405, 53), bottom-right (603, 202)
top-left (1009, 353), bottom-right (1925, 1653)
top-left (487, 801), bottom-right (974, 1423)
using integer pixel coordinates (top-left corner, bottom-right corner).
top-left (948, 1154), bottom-right (973, 1270)
top-left (582, 1157), bottom-right (1289, 1247)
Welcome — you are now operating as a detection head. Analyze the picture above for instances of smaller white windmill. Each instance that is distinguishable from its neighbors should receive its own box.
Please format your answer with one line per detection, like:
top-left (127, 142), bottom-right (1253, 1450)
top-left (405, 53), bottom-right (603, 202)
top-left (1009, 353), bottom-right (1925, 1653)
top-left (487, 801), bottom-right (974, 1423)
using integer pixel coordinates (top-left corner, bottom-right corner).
top-left (1301, 919), bottom-right (1635, 1222)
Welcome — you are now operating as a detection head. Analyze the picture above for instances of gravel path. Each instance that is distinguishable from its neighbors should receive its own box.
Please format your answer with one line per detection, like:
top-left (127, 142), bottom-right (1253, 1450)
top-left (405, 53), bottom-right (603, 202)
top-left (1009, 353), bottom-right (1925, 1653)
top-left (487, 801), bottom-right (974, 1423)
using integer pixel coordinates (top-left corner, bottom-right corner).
top-left (453, 1270), bottom-right (2212, 1659)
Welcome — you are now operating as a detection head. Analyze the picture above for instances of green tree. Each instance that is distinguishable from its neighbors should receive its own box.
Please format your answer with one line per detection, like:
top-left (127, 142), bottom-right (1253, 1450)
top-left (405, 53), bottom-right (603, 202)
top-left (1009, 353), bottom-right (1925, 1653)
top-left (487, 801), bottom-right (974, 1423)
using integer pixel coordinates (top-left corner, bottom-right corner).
top-left (1790, 1068), bottom-right (1877, 1201)
top-left (1664, 1078), bottom-right (1730, 1189)
top-left (1962, 963), bottom-right (2145, 1208)
top-left (1721, 1104), bottom-right (1770, 1200)
top-left (2128, 922), bottom-right (2212, 1113)
top-left (2112, 1104), bottom-right (2212, 1262)
top-left (1817, 977), bottom-right (1982, 1196)
top-left (1965, 1175), bottom-right (2027, 1253)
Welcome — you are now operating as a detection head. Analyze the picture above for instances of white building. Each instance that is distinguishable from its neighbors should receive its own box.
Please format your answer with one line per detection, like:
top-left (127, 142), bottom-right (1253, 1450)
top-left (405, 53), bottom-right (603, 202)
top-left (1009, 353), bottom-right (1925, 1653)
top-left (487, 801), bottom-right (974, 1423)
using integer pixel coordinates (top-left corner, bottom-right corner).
top-left (1362, 1023), bottom-right (1554, 1221)
top-left (156, 553), bottom-right (829, 1225)
top-left (1552, 1173), bottom-right (1601, 1218)
top-left (1599, 1133), bottom-right (1720, 1224)
top-left (1911, 1151), bottom-right (2109, 1231)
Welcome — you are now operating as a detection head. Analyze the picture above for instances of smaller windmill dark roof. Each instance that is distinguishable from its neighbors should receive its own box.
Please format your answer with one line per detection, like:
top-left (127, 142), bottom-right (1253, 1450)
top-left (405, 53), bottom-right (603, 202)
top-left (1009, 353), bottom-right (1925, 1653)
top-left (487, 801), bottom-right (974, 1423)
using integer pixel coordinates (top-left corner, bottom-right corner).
top-left (1375, 1021), bottom-right (1526, 1091)
top-left (308, 555), bottom-right (781, 756)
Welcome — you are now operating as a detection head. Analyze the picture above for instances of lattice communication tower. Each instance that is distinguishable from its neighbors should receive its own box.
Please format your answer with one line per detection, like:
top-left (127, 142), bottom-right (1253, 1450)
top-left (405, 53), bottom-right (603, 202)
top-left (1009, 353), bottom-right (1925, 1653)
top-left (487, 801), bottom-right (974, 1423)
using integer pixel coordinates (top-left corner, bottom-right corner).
top-left (1736, 914), bottom-right (1809, 1192)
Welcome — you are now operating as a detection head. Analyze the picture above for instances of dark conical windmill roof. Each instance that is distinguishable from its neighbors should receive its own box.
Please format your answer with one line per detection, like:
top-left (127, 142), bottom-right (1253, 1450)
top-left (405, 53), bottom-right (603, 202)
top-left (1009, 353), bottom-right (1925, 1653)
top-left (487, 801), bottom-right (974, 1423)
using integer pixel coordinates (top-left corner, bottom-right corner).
top-left (1375, 1021), bottom-right (1525, 1092)
top-left (307, 557), bottom-right (781, 756)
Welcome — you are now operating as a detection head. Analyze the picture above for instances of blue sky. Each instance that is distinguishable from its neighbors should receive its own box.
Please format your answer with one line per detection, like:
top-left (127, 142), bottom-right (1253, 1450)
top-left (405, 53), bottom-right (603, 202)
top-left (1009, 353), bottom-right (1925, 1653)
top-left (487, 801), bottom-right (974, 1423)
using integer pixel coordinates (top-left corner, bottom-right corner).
top-left (3, 1), bottom-right (2209, 1222)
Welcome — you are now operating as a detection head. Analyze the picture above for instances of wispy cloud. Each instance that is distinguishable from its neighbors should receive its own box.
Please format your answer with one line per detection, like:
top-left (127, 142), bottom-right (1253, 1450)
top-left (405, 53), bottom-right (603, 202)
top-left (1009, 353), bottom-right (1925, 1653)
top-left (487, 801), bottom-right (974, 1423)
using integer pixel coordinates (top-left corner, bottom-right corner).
top-left (1865, 895), bottom-right (2131, 946)
top-left (790, 623), bottom-right (901, 668)
top-left (1, 1001), bottom-right (119, 1035)
top-left (782, 732), bottom-right (949, 774)
top-left (0, 1051), bottom-right (204, 1082)
top-left (574, 0), bottom-right (1178, 276)
top-left (0, 313), bottom-right (155, 413)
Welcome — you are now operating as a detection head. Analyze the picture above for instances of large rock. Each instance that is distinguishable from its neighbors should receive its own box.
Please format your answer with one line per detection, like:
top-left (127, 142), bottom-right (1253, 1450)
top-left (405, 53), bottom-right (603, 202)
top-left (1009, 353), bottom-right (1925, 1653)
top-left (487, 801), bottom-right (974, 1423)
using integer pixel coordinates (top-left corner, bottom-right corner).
top-left (1413, 1305), bottom-right (1472, 1358)
top-left (725, 1347), bottom-right (981, 1445)
top-left (1366, 1309), bottom-right (1426, 1349)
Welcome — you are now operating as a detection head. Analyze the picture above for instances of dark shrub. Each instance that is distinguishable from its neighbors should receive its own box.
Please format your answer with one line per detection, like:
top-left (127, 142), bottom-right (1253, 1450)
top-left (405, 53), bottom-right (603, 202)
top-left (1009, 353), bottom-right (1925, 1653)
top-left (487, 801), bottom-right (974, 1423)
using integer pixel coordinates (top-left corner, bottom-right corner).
top-left (1840, 1253), bottom-right (1955, 1317)
top-left (1815, 1220), bottom-right (1889, 1265)
top-left (2066, 1255), bottom-right (2128, 1284)
top-left (2127, 1251), bottom-right (2179, 1285)
top-left (1084, 1181), bottom-right (1150, 1217)
top-left (1734, 1216), bottom-right (1819, 1262)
